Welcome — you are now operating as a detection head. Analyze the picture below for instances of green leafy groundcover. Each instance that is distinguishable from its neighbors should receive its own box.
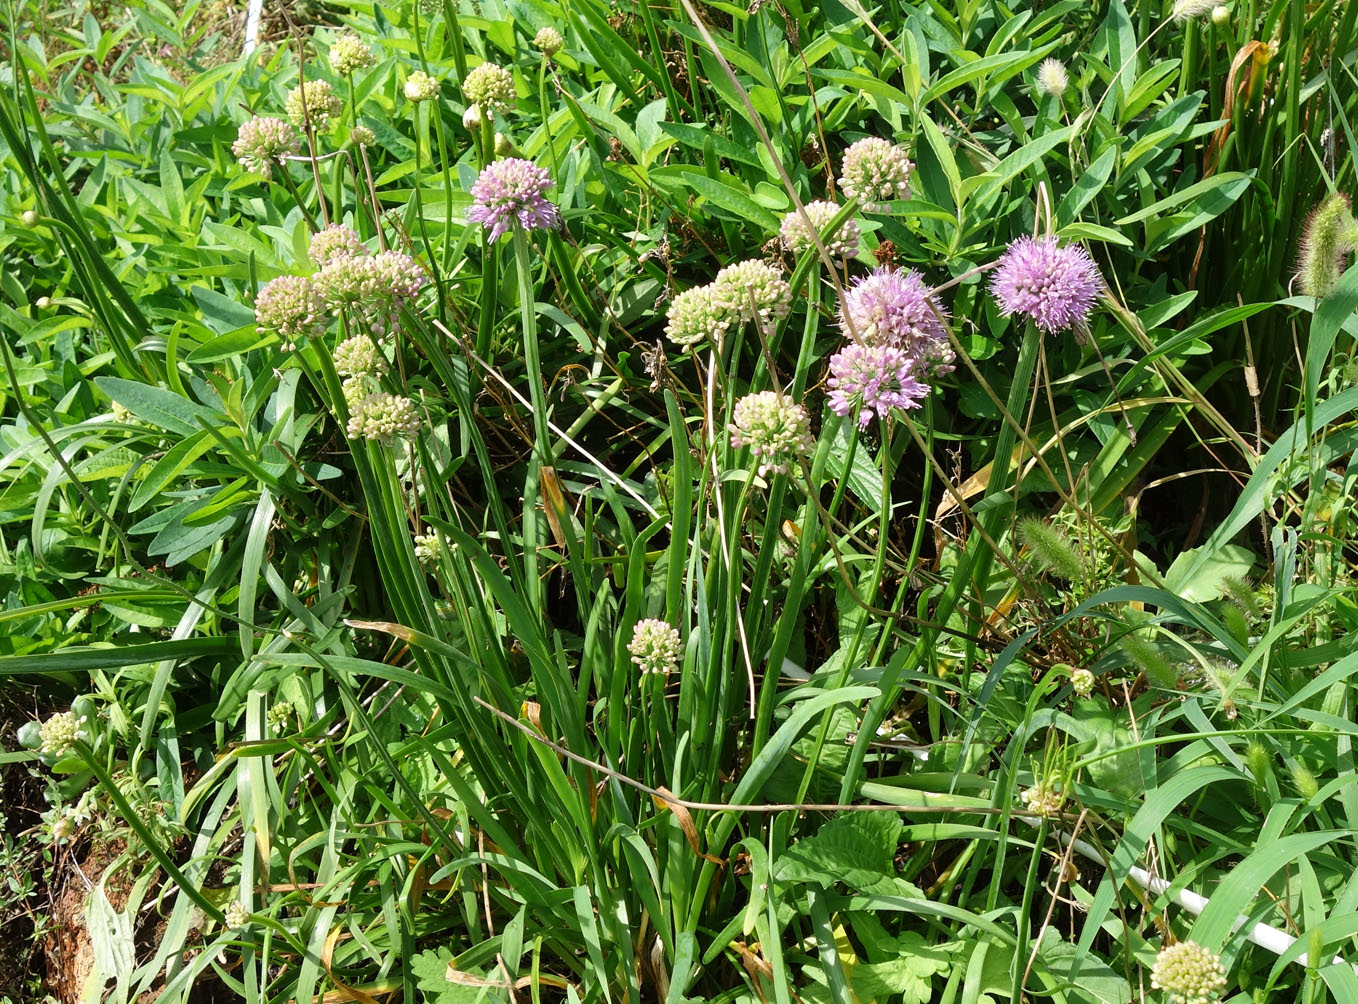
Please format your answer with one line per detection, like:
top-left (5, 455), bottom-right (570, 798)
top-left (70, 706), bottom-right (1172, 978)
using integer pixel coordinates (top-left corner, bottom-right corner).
top-left (1, 0), bottom-right (1357, 1001)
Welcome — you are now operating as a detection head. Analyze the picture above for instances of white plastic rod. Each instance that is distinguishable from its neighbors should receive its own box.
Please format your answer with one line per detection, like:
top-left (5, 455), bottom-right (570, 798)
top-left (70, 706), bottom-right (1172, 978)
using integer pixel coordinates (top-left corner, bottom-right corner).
top-left (243, 0), bottom-right (263, 57)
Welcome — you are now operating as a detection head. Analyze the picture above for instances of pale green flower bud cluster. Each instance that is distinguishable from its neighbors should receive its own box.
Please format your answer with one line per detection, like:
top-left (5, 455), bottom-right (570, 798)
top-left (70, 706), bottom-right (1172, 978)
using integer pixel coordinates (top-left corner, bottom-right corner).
top-left (838, 137), bottom-right (913, 213)
top-left (286, 79), bottom-right (343, 129)
top-left (333, 334), bottom-right (386, 378)
top-left (627, 619), bottom-right (682, 676)
top-left (414, 531), bottom-right (444, 564)
top-left (728, 391), bottom-right (814, 477)
top-left (779, 201), bottom-right (860, 260)
top-left (1070, 666), bottom-right (1095, 697)
top-left (330, 33), bottom-right (376, 75)
top-left (404, 70), bottom-right (440, 103)
top-left (309, 224), bottom-right (367, 266)
top-left (462, 62), bottom-right (515, 111)
top-left (224, 901), bottom-right (252, 929)
top-left (266, 701), bottom-right (292, 732)
top-left (232, 116), bottom-right (298, 178)
top-left (712, 259), bottom-right (793, 326)
top-left (347, 392), bottom-right (421, 445)
top-left (665, 285), bottom-right (731, 348)
top-left (40, 711), bottom-right (84, 757)
top-left (1150, 941), bottom-right (1227, 1004)
top-left (255, 275), bottom-right (328, 349)
top-left (314, 250), bottom-right (427, 337)
top-left (533, 26), bottom-right (564, 57)
top-left (1020, 779), bottom-right (1064, 819)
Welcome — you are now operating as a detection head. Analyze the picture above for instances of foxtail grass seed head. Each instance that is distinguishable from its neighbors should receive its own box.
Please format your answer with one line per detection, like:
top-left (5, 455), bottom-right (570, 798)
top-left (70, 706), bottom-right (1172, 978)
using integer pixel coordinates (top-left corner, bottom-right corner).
top-left (224, 901), bottom-right (252, 929)
top-left (1020, 779), bottom-right (1064, 819)
top-left (990, 234), bottom-right (1105, 334)
top-left (1292, 762), bottom-right (1320, 800)
top-left (1244, 741), bottom-right (1271, 786)
top-left (467, 158), bottom-right (561, 241)
top-left (254, 275), bottom-right (328, 348)
top-left (728, 391), bottom-right (814, 476)
top-left (308, 223), bottom-right (366, 266)
top-left (1036, 58), bottom-right (1069, 97)
top-left (349, 125), bottom-right (376, 147)
top-left (1121, 632), bottom-right (1178, 688)
top-left (1296, 193), bottom-right (1358, 298)
top-left (39, 711), bottom-right (83, 757)
top-left (413, 531), bottom-right (444, 564)
top-left (1171, 0), bottom-right (1217, 20)
top-left (627, 619), bottom-right (682, 676)
top-left (838, 137), bottom-right (913, 212)
top-left (1150, 942), bottom-right (1227, 1004)
top-left (1210, 4), bottom-right (1230, 24)
top-left (330, 33), bottom-right (376, 75)
top-left (285, 79), bottom-right (343, 129)
top-left (779, 201), bottom-right (860, 259)
top-left (346, 392), bottom-right (421, 444)
top-left (1017, 517), bottom-right (1084, 581)
top-left (534, 26), bottom-right (564, 57)
top-left (839, 267), bottom-right (953, 377)
top-left (404, 70), bottom-right (440, 103)
top-left (665, 284), bottom-right (731, 347)
top-left (711, 260), bottom-right (792, 326)
top-left (20, 210), bottom-right (38, 227)
top-left (232, 116), bottom-right (298, 178)
top-left (827, 343), bottom-right (928, 428)
top-left (462, 62), bottom-right (515, 111)
top-left (1069, 667), bottom-right (1095, 697)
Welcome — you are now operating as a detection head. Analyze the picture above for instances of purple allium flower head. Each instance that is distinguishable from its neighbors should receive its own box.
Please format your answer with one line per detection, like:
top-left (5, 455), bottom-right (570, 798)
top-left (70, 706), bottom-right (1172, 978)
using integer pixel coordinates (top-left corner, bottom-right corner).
top-left (467, 158), bottom-right (561, 242)
top-left (839, 267), bottom-right (953, 378)
top-left (827, 343), bottom-right (929, 428)
top-left (989, 234), bottom-right (1105, 334)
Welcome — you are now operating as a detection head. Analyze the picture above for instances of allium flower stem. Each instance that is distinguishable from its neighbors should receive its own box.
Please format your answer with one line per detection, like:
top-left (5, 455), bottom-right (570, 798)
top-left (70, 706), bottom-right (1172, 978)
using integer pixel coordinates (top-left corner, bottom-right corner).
top-left (276, 168), bottom-right (319, 232)
top-left (514, 226), bottom-right (552, 616)
top-left (408, 101), bottom-right (446, 321)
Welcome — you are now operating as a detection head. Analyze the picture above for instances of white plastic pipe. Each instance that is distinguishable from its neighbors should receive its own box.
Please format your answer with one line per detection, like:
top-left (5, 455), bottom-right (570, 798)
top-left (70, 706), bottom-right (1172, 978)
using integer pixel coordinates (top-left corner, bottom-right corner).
top-left (243, 0), bottom-right (263, 57)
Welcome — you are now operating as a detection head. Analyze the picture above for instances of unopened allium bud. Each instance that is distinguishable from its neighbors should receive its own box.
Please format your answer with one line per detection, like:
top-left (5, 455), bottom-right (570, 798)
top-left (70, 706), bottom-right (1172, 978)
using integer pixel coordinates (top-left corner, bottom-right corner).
top-left (1210, 5), bottom-right (1230, 24)
top-left (728, 391), bottom-right (814, 476)
top-left (350, 125), bottom-right (376, 147)
top-left (534, 26), bottom-right (564, 57)
top-left (1020, 779), bottom-right (1064, 819)
top-left (232, 116), bottom-right (299, 178)
top-left (463, 104), bottom-right (485, 131)
top-left (827, 343), bottom-right (928, 428)
top-left (838, 137), bottom-right (913, 212)
top-left (330, 33), bottom-right (376, 75)
top-left (711, 260), bottom-right (792, 327)
top-left (20, 210), bottom-right (38, 227)
top-left (466, 158), bottom-right (561, 241)
top-left (285, 79), bottom-right (343, 129)
top-left (333, 334), bottom-right (386, 377)
top-left (35, 296), bottom-right (50, 309)
top-left (346, 392), bottom-right (421, 444)
top-left (1150, 941), bottom-right (1227, 1004)
top-left (224, 901), bottom-right (252, 929)
top-left (1296, 193), bottom-right (1358, 298)
top-left (404, 70), bottom-right (440, 103)
top-left (627, 619), bottom-right (682, 676)
top-left (990, 234), bottom-right (1105, 334)
top-left (665, 284), bottom-right (731, 348)
top-left (779, 201), bottom-right (860, 260)
top-left (39, 712), bottom-right (83, 757)
top-left (839, 267), bottom-right (953, 377)
top-left (462, 62), bottom-right (515, 112)
top-left (493, 132), bottom-right (516, 157)
top-left (52, 814), bottom-right (76, 841)
top-left (254, 275), bottom-right (328, 348)
top-left (1036, 58), bottom-right (1068, 97)
top-left (1069, 667), bottom-right (1095, 697)
top-left (308, 223), bottom-right (366, 266)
